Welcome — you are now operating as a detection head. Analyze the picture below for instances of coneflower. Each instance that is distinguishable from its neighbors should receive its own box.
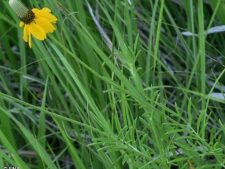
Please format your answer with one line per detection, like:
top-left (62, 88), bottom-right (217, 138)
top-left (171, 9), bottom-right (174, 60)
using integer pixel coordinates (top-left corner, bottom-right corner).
top-left (9, 0), bottom-right (57, 48)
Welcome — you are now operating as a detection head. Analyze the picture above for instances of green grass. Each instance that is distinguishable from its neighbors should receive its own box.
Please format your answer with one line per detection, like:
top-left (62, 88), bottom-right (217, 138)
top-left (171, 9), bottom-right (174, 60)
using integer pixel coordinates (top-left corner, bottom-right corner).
top-left (0, 0), bottom-right (225, 168)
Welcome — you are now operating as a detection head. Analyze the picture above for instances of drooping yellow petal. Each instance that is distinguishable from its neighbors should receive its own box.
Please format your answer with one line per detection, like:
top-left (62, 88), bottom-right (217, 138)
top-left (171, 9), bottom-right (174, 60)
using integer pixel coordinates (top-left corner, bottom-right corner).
top-left (23, 25), bottom-right (29, 42)
top-left (29, 22), bottom-right (46, 40)
top-left (19, 21), bottom-right (24, 27)
top-left (28, 31), bottom-right (32, 48)
top-left (35, 18), bottom-right (55, 33)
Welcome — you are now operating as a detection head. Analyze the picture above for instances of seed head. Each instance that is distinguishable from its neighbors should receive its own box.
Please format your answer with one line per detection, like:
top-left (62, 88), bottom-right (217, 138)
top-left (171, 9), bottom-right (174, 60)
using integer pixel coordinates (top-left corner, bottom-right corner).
top-left (9, 0), bottom-right (29, 18)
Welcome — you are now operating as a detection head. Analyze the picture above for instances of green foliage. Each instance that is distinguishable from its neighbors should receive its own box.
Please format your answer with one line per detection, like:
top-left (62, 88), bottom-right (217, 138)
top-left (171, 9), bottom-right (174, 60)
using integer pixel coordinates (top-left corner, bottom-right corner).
top-left (0, 0), bottom-right (224, 168)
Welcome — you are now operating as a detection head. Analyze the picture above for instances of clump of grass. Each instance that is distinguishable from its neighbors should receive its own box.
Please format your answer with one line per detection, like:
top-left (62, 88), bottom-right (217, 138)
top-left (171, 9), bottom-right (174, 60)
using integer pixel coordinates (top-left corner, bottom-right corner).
top-left (0, 0), bottom-right (224, 168)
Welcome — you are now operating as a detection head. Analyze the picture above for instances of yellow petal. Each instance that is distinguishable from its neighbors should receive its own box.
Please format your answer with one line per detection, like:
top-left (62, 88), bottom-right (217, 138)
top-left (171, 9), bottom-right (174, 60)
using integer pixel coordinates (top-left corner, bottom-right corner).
top-left (29, 22), bottom-right (46, 40)
top-left (19, 21), bottom-right (24, 27)
top-left (32, 7), bottom-right (51, 14)
top-left (32, 8), bottom-right (41, 14)
top-left (42, 7), bottom-right (51, 13)
top-left (28, 32), bottom-right (32, 48)
top-left (35, 18), bottom-right (55, 33)
top-left (39, 12), bottom-right (57, 23)
top-left (32, 8), bottom-right (57, 23)
top-left (23, 25), bottom-right (29, 42)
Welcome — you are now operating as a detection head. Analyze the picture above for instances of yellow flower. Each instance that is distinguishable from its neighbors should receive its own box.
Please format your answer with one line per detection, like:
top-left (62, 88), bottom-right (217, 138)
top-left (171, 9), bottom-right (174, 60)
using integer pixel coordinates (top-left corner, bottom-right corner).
top-left (9, 0), bottom-right (57, 48)
top-left (20, 8), bottom-right (57, 48)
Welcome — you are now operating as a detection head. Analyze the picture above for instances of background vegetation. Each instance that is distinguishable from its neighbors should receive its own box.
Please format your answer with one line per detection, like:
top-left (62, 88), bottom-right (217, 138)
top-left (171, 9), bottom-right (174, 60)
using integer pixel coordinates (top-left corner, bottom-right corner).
top-left (0, 0), bottom-right (225, 168)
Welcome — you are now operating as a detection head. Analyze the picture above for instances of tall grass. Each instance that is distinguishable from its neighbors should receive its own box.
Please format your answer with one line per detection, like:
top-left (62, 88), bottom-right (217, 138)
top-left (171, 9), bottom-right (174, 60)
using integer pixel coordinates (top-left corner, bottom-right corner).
top-left (0, 0), bottom-right (224, 168)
